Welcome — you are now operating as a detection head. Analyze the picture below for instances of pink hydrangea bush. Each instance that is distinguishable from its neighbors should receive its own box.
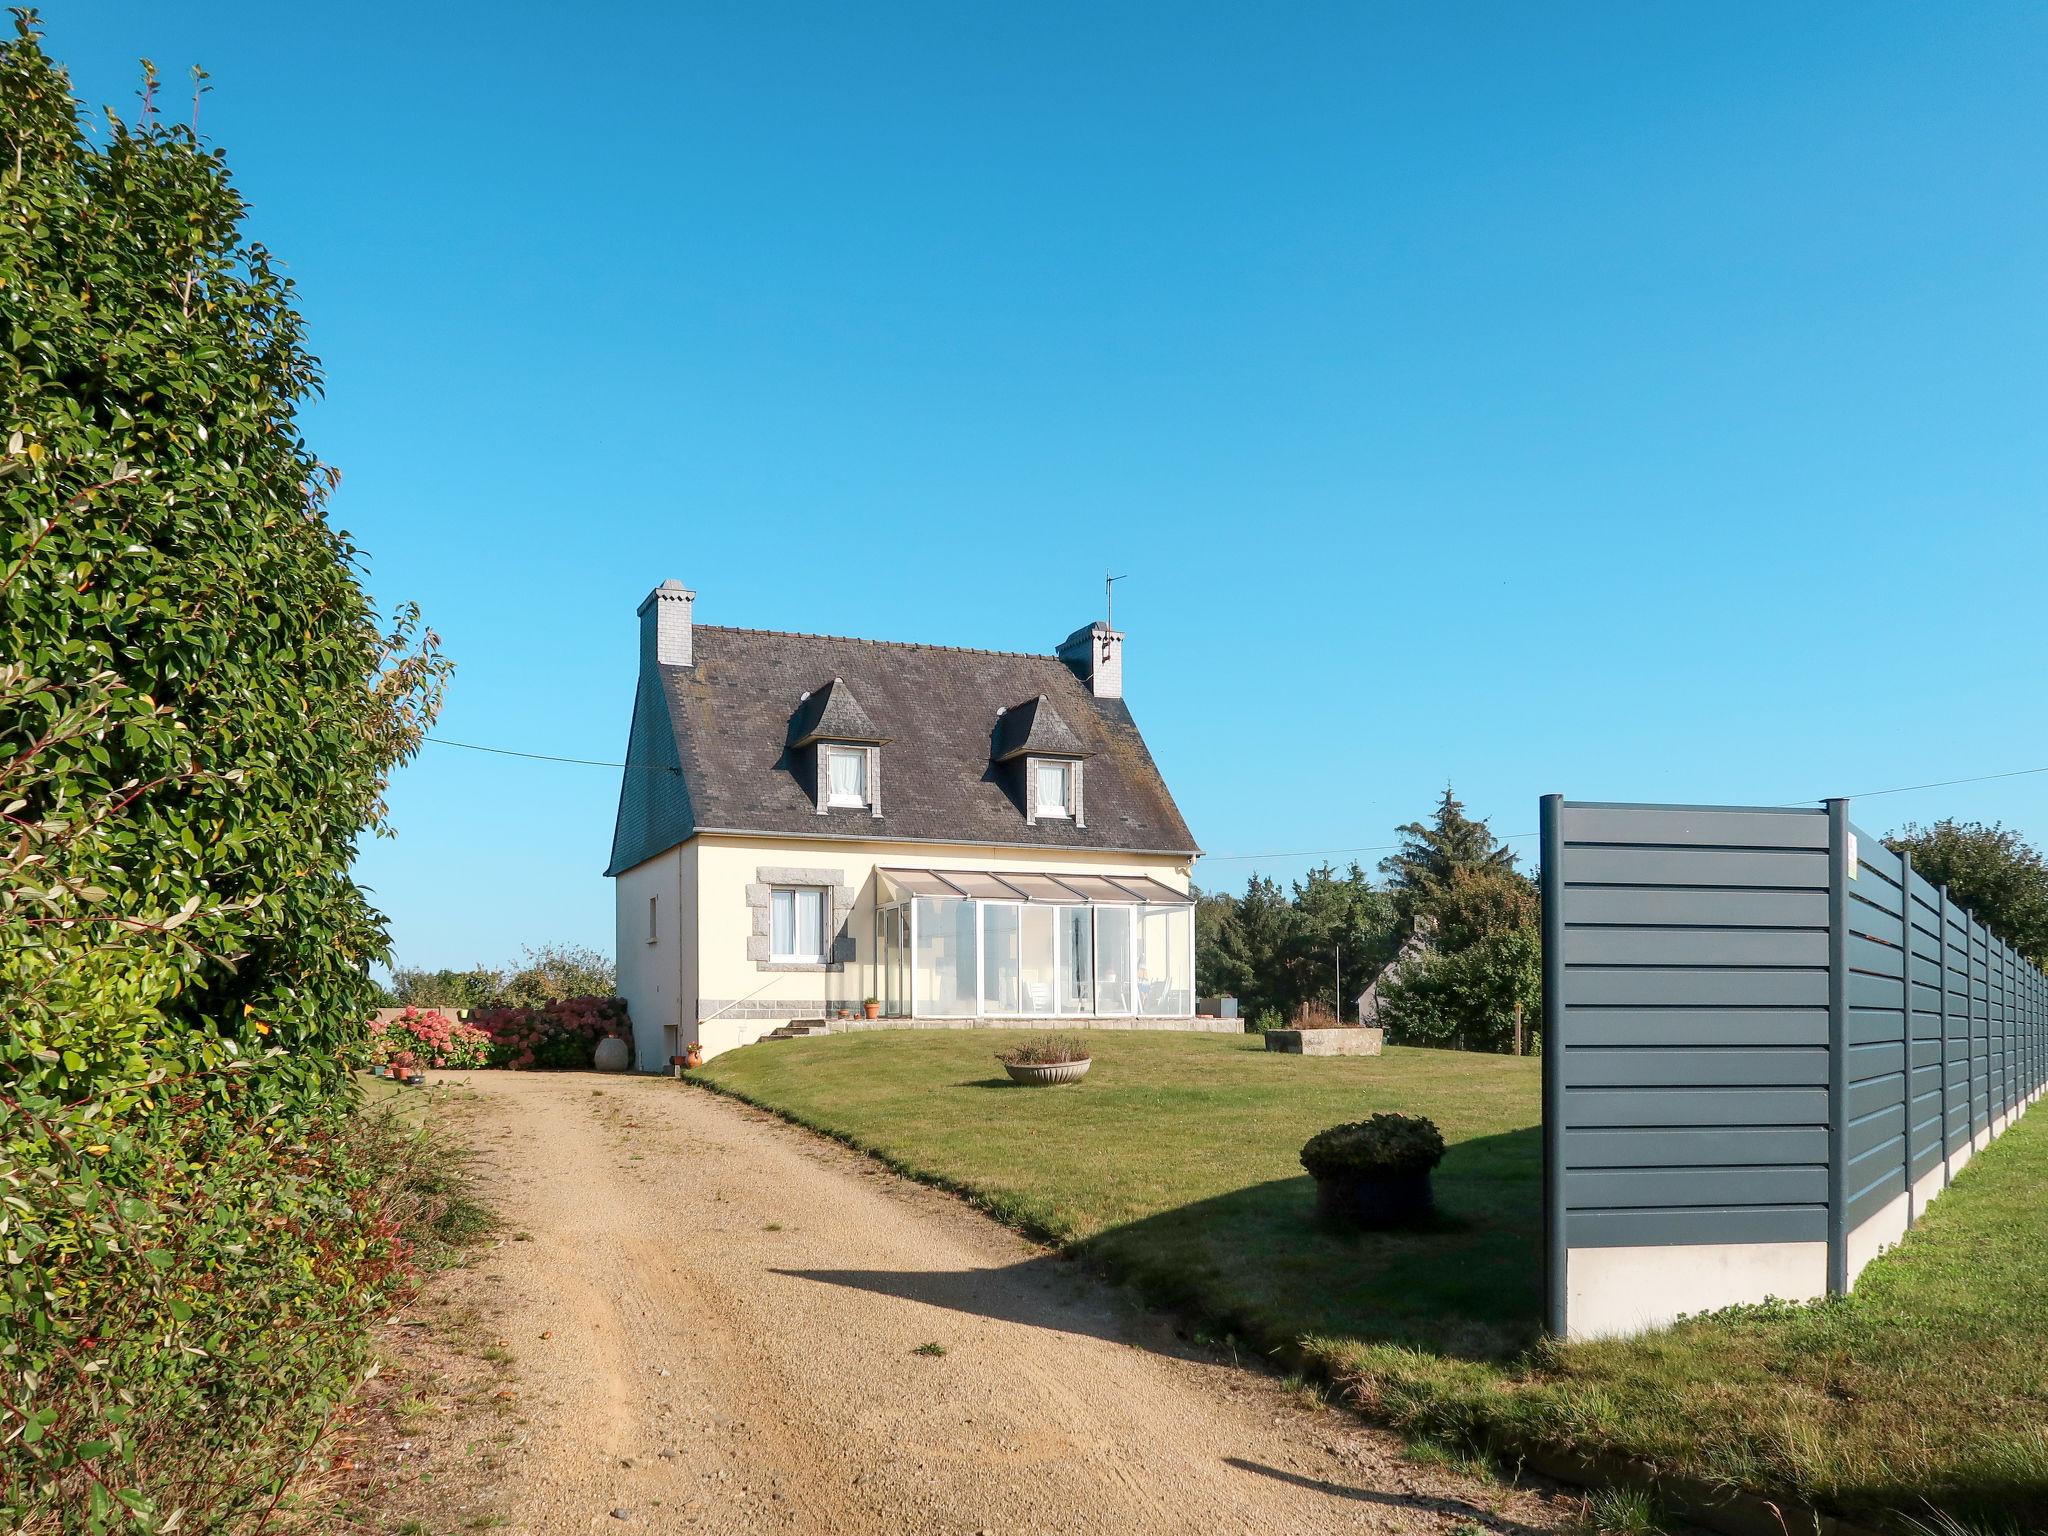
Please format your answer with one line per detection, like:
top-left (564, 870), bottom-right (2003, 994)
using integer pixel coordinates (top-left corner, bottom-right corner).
top-left (471, 995), bottom-right (630, 1070)
top-left (368, 1007), bottom-right (493, 1070)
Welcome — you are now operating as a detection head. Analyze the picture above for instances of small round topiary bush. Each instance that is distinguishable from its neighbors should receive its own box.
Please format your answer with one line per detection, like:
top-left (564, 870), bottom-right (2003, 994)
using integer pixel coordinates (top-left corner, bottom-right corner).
top-left (1299, 1114), bottom-right (1446, 1226)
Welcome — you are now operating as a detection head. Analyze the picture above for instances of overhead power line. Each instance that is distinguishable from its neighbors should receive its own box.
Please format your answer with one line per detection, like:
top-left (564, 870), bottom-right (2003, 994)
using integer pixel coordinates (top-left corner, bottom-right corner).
top-left (423, 736), bottom-right (677, 773)
top-left (418, 734), bottom-right (2048, 865)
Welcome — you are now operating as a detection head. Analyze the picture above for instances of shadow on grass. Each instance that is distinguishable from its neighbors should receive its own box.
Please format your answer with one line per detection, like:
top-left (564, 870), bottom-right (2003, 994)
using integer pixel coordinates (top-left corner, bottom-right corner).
top-left (780, 1124), bottom-right (1543, 1367)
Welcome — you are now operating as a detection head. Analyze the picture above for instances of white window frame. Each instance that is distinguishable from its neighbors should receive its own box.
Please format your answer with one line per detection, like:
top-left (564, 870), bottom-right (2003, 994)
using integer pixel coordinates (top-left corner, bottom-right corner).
top-left (824, 746), bottom-right (869, 809)
top-left (769, 885), bottom-right (828, 963)
top-left (1034, 760), bottom-right (1072, 819)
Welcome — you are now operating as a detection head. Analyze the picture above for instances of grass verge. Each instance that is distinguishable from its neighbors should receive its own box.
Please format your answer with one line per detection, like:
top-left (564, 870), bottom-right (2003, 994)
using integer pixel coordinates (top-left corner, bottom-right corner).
top-left (695, 1029), bottom-right (2048, 1531)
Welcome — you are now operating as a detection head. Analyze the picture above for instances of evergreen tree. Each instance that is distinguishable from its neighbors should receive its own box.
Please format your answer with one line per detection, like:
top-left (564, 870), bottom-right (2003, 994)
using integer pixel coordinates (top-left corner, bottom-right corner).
top-left (1380, 784), bottom-right (1517, 928)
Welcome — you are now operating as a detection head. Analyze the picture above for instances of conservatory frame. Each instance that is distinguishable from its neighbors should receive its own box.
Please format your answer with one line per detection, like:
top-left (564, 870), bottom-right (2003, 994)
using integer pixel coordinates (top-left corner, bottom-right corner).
top-left (874, 867), bottom-right (1196, 1020)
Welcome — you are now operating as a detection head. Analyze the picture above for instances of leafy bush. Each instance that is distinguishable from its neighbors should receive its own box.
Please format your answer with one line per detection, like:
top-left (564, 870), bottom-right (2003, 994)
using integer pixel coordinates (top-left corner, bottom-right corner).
top-left (499, 943), bottom-right (617, 1008)
top-left (1300, 1114), bottom-right (1447, 1180)
top-left (1375, 929), bottom-right (1541, 1055)
top-left (369, 1007), bottom-right (493, 1069)
top-left (0, 1071), bottom-right (477, 1532)
top-left (471, 996), bottom-right (630, 1070)
top-left (386, 964), bottom-right (506, 1011)
top-left (1245, 1010), bottom-right (1286, 1035)
top-left (995, 1035), bottom-right (1092, 1066)
top-left (0, 21), bottom-right (454, 1531)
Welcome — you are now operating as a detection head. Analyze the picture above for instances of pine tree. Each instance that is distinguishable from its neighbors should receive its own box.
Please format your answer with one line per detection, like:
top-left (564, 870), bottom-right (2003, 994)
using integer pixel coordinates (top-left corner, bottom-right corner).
top-left (1379, 785), bottom-right (1517, 927)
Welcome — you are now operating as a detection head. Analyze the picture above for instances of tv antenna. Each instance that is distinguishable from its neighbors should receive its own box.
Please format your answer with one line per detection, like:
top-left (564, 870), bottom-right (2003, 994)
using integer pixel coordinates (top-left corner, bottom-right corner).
top-left (1105, 572), bottom-right (1130, 631)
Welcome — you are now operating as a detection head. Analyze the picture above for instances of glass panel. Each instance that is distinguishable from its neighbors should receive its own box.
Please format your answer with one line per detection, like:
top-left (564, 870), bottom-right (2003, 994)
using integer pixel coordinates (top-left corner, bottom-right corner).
top-left (881, 907), bottom-right (901, 1015)
top-left (998, 871), bottom-right (1083, 902)
top-left (770, 889), bottom-right (795, 956)
top-left (912, 897), bottom-right (976, 1017)
top-left (1035, 761), bottom-right (1069, 814)
top-left (1059, 906), bottom-right (1093, 1014)
top-left (794, 888), bottom-right (826, 960)
top-left (944, 870), bottom-right (1031, 900)
top-left (827, 748), bottom-right (867, 805)
top-left (1094, 905), bottom-right (1133, 1014)
top-left (1138, 905), bottom-right (1194, 1015)
top-left (981, 903), bottom-right (1022, 1014)
top-left (1119, 876), bottom-right (1190, 904)
top-left (880, 868), bottom-right (956, 899)
top-left (1019, 905), bottom-right (1057, 1014)
top-left (1058, 875), bottom-right (1141, 904)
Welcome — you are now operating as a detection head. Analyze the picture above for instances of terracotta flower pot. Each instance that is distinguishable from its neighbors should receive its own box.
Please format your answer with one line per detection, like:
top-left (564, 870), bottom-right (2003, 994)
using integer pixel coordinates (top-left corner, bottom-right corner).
top-left (864, 1001), bottom-right (881, 1020)
top-left (685, 1043), bottom-right (704, 1069)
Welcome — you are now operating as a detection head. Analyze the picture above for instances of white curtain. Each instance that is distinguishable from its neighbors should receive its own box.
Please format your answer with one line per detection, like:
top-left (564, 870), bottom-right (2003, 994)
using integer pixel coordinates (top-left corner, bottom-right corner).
top-left (772, 888), bottom-right (826, 959)
top-left (1035, 761), bottom-right (1067, 811)
top-left (829, 749), bottom-right (868, 804)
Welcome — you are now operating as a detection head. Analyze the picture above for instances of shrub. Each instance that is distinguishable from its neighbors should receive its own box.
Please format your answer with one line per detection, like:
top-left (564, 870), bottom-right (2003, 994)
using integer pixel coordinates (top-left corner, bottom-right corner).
top-left (368, 1007), bottom-right (493, 1069)
top-left (471, 996), bottom-right (630, 1070)
top-left (0, 1072), bottom-right (475, 1532)
top-left (499, 943), bottom-right (617, 1008)
top-left (1375, 928), bottom-right (1541, 1054)
top-left (1245, 1010), bottom-right (1286, 1035)
top-left (995, 1035), bottom-right (1091, 1066)
top-left (1300, 1114), bottom-right (1447, 1181)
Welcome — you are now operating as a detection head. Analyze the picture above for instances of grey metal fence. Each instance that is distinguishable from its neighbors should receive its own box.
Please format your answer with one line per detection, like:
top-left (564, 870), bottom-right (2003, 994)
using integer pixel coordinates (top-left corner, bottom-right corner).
top-left (1540, 796), bottom-right (2047, 1339)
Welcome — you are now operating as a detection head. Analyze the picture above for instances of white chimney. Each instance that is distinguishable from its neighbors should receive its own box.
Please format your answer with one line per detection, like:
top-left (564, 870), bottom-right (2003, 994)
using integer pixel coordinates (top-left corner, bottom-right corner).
top-left (1057, 620), bottom-right (1123, 699)
top-left (638, 580), bottom-right (696, 668)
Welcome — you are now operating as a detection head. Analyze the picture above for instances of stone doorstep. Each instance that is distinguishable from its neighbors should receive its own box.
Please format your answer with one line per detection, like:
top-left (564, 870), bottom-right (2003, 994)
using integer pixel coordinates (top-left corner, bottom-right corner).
top-left (1264, 1026), bottom-right (1385, 1056)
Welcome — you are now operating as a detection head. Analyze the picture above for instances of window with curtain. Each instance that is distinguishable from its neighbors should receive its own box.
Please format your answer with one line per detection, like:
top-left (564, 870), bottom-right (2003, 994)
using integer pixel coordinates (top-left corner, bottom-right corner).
top-left (770, 886), bottom-right (827, 962)
top-left (826, 747), bottom-right (869, 807)
top-left (1034, 760), bottom-right (1070, 817)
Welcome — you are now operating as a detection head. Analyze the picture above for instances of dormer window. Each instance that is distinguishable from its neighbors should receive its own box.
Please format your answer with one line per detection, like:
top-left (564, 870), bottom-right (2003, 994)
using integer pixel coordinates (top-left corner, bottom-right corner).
top-left (787, 676), bottom-right (886, 818)
top-left (826, 746), bottom-right (870, 808)
top-left (993, 694), bottom-right (1091, 829)
top-left (1035, 760), bottom-right (1072, 818)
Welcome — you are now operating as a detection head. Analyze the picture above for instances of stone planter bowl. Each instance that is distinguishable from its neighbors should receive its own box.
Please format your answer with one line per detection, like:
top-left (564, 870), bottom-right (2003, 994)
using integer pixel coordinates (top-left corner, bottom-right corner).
top-left (1001, 1057), bottom-right (1092, 1086)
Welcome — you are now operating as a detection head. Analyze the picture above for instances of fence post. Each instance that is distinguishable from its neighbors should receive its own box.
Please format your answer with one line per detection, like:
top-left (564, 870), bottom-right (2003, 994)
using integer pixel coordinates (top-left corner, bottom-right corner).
top-left (1900, 850), bottom-right (1915, 1226)
top-left (1938, 886), bottom-right (1952, 1189)
top-left (1825, 797), bottom-right (1850, 1297)
top-left (1540, 794), bottom-right (1566, 1338)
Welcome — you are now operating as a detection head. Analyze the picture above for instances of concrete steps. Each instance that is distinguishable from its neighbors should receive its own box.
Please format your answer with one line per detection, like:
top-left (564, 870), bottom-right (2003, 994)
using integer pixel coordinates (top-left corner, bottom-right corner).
top-left (762, 1019), bottom-right (831, 1041)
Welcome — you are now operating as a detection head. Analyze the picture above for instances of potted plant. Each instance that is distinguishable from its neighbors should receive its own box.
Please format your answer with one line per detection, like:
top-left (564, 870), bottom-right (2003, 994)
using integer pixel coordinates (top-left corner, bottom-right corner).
top-left (863, 996), bottom-right (881, 1020)
top-left (684, 1040), bottom-right (704, 1070)
top-left (391, 1049), bottom-right (424, 1087)
top-left (995, 1035), bottom-right (1092, 1086)
top-left (1299, 1113), bottom-right (1445, 1227)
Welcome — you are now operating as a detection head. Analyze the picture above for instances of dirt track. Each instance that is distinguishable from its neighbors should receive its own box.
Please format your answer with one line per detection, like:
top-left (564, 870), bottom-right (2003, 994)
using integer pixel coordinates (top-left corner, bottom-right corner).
top-left (419, 1069), bottom-right (1576, 1535)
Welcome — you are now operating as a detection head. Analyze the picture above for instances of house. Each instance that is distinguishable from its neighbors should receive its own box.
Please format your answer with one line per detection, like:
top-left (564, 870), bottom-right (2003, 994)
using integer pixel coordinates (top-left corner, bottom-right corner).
top-left (606, 581), bottom-right (1218, 1063)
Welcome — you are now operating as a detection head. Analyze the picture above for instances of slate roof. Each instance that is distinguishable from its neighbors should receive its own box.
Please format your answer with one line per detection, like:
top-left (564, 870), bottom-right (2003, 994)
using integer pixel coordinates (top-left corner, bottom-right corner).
top-left (607, 625), bottom-right (1197, 872)
top-left (786, 676), bottom-right (885, 747)
top-left (992, 695), bottom-right (1088, 762)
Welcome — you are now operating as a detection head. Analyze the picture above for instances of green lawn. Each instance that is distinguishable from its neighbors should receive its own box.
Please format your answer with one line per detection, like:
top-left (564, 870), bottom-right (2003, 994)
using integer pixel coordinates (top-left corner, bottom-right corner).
top-left (695, 1030), bottom-right (2048, 1531)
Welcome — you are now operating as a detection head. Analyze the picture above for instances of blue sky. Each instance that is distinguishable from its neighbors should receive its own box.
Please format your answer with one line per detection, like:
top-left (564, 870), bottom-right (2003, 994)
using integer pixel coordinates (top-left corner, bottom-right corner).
top-left (44, 3), bottom-right (2048, 973)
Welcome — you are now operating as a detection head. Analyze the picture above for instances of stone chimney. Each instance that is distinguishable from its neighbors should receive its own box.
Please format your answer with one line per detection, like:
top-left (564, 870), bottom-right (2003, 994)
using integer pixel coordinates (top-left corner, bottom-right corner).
top-left (1057, 620), bottom-right (1123, 699)
top-left (638, 579), bottom-right (696, 669)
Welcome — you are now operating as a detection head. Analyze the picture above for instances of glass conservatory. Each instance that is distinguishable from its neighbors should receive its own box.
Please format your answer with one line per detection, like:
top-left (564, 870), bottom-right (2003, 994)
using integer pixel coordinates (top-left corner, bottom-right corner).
top-left (875, 868), bottom-right (1195, 1019)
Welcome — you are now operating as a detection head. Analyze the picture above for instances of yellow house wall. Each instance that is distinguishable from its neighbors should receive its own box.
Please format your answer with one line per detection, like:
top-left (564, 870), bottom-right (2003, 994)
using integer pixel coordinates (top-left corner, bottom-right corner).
top-left (686, 833), bottom-right (1193, 1059)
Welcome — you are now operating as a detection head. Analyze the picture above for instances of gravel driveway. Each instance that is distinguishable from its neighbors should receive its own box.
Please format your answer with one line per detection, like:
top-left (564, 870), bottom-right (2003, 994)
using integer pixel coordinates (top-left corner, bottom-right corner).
top-left (434, 1068), bottom-right (1577, 1535)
